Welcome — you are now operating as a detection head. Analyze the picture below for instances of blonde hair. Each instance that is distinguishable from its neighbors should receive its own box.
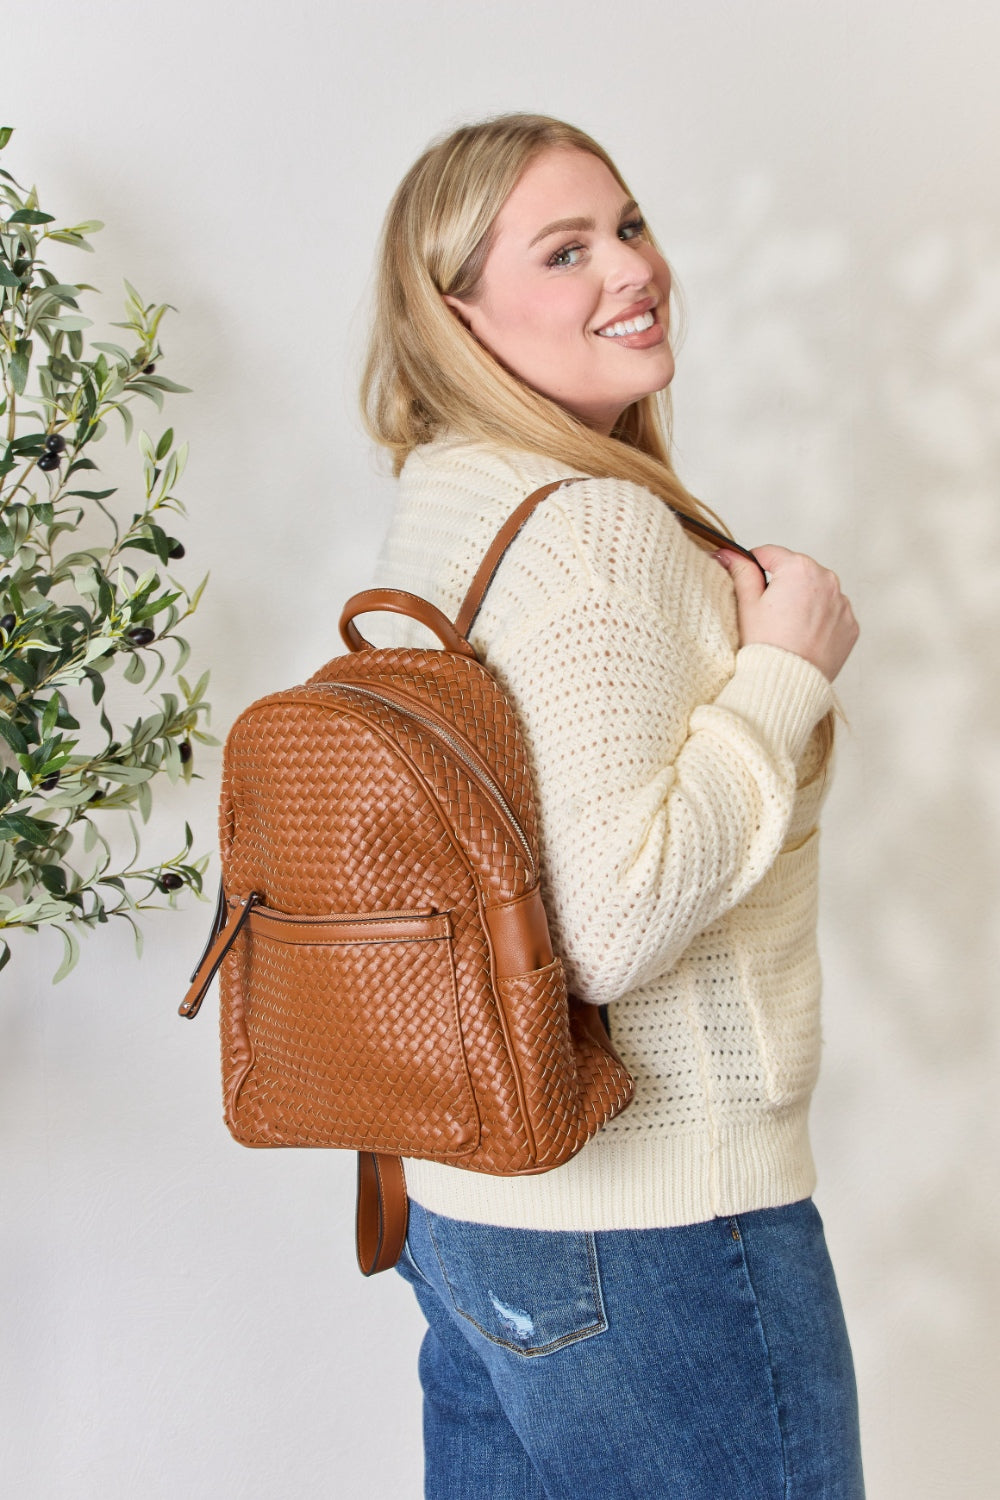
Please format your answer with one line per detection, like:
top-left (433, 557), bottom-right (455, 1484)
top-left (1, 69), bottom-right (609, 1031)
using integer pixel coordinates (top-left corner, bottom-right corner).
top-left (360, 113), bottom-right (716, 522)
top-left (361, 112), bottom-right (832, 769)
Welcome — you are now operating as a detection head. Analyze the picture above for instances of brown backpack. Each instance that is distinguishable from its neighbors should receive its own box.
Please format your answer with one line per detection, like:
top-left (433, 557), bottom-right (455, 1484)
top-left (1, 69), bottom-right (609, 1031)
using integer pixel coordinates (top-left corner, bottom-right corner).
top-left (180, 481), bottom-right (636, 1274)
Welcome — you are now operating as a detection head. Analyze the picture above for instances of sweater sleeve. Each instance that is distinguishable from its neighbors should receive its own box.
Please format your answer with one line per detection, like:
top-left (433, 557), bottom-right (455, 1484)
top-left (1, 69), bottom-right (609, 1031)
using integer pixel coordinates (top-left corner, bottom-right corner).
top-left (474, 480), bottom-right (834, 1006)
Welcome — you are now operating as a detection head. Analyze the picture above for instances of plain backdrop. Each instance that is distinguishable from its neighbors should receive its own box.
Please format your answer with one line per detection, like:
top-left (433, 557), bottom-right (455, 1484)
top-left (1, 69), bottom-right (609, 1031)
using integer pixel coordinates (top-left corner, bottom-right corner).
top-left (2, 2), bottom-right (998, 1496)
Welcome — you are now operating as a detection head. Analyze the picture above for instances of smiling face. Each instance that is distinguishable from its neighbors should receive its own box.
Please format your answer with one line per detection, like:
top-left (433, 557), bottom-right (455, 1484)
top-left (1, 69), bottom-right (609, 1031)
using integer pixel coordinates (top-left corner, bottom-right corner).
top-left (444, 147), bottom-right (674, 434)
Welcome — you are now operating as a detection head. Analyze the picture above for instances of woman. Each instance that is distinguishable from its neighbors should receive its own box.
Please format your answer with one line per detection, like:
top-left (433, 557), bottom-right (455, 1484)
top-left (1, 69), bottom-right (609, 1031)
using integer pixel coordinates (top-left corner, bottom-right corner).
top-left (361, 114), bottom-right (863, 1499)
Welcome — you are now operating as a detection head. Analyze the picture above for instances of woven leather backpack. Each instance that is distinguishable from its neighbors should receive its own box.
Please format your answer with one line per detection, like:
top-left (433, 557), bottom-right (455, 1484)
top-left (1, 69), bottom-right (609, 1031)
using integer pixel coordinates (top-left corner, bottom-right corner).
top-left (180, 481), bottom-right (637, 1275)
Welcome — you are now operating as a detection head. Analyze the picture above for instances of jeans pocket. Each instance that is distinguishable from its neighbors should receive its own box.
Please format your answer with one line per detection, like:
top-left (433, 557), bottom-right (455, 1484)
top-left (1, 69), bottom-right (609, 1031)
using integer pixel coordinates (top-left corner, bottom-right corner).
top-left (425, 1212), bottom-right (607, 1358)
top-left (396, 1232), bottom-right (432, 1289)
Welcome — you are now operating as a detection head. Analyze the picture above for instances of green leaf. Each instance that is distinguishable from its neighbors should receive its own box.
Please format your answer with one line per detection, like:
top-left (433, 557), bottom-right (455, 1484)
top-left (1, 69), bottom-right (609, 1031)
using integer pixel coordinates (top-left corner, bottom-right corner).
top-left (51, 314), bottom-right (92, 332)
top-left (8, 209), bottom-right (54, 225)
top-left (133, 375), bottom-right (191, 395)
top-left (120, 910), bottom-right (144, 959)
top-left (11, 430), bottom-right (47, 452)
top-left (41, 696), bottom-right (60, 737)
top-left (0, 715), bottom-right (29, 755)
top-left (39, 863), bottom-right (68, 897)
top-left (10, 342), bottom-right (30, 395)
top-left (0, 811), bottom-right (51, 845)
top-left (129, 382), bottom-right (165, 410)
top-left (123, 652), bottom-right (146, 685)
top-left (0, 127), bottom-right (13, 150)
top-left (91, 341), bottom-right (131, 362)
top-left (136, 778), bottom-right (152, 823)
top-left (45, 232), bottom-right (95, 251)
top-left (0, 939), bottom-right (9, 974)
top-left (4, 657), bottom-right (35, 688)
top-left (98, 765), bottom-right (154, 785)
top-left (155, 427), bottom-right (174, 461)
top-left (52, 924), bottom-right (81, 983)
top-left (0, 263), bottom-right (20, 287)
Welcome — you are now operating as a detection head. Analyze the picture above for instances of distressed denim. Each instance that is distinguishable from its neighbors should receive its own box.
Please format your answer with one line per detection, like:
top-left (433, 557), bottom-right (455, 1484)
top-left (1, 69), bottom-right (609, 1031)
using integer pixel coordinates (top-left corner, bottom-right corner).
top-left (397, 1197), bottom-right (864, 1499)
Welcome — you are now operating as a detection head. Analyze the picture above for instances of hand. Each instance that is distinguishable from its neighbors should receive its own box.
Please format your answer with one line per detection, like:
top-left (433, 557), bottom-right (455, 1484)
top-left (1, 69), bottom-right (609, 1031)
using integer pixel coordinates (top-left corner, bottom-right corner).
top-left (715, 544), bottom-right (859, 682)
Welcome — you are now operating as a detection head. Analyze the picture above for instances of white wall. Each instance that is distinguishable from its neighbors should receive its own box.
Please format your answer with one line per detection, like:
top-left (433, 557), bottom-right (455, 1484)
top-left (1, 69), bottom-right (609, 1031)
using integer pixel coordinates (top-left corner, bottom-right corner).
top-left (2, 2), bottom-right (998, 1495)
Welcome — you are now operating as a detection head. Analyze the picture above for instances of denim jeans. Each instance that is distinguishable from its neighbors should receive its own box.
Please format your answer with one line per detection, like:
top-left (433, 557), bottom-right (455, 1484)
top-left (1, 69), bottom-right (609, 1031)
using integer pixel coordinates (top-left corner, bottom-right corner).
top-left (396, 1197), bottom-right (865, 1499)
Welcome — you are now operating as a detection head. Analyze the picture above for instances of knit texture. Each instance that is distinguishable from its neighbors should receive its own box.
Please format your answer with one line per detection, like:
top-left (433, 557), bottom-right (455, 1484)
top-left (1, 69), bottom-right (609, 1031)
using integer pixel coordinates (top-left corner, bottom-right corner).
top-left (368, 436), bottom-right (835, 1230)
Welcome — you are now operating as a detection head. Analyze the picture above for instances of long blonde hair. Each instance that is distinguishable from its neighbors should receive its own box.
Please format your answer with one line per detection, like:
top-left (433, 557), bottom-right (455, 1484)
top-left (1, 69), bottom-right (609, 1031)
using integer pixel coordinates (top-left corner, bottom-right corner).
top-left (361, 113), bottom-right (832, 769)
top-left (360, 114), bottom-right (718, 522)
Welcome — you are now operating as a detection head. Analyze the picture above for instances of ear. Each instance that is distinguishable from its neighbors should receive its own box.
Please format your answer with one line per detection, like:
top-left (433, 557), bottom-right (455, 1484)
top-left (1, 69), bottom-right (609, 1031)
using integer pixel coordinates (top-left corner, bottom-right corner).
top-left (443, 293), bottom-right (474, 331)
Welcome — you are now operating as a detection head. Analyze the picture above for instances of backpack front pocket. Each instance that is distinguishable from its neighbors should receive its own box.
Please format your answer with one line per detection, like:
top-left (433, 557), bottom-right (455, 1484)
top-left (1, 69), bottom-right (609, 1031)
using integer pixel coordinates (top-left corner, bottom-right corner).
top-left (222, 906), bottom-right (480, 1156)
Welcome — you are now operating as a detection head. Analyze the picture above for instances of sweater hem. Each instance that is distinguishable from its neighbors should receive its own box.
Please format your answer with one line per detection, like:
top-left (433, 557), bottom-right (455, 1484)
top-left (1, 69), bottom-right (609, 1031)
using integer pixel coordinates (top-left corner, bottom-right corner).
top-left (401, 1107), bottom-right (816, 1232)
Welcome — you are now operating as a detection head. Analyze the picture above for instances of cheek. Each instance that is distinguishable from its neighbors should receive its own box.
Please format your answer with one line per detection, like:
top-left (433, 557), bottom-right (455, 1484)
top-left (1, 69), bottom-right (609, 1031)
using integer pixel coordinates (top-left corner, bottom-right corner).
top-left (481, 282), bottom-right (595, 351)
top-left (649, 251), bottom-right (671, 299)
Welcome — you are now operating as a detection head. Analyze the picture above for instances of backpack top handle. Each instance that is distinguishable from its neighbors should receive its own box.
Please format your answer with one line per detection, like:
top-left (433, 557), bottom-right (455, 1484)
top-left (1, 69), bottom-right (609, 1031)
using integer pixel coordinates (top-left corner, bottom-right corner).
top-left (339, 587), bottom-right (478, 657)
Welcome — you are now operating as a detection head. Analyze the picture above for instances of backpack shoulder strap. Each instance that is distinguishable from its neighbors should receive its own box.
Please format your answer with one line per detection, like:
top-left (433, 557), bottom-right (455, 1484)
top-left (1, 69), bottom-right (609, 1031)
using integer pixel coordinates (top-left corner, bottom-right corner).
top-left (454, 477), bottom-right (764, 640)
top-left (454, 479), bottom-right (582, 638)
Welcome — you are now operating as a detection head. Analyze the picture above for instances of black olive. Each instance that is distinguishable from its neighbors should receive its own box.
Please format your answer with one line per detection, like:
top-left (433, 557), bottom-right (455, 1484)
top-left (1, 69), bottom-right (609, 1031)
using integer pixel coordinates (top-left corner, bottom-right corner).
top-left (39, 772), bottom-right (60, 791)
top-left (44, 433), bottom-right (66, 453)
top-left (167, 541), bottom-right (185, 560)
top-left (179, 740), bottom-right (192, 763)
top-left (143, 363), bottom-right (156, 374)
top-left (38, 452), bottom-right (61, 472)
top-left (126, 627), bottom-right (156, 647)
top-left (158, 872), bottom-right (184, 891)
top-left (0, 614), bottom-right (15, 635)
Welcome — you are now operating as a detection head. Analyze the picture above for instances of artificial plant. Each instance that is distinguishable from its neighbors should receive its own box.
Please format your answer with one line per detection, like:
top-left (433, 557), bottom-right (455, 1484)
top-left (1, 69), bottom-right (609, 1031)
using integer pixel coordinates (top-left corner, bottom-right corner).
top-left (0, 126), bottom-right (212, 979)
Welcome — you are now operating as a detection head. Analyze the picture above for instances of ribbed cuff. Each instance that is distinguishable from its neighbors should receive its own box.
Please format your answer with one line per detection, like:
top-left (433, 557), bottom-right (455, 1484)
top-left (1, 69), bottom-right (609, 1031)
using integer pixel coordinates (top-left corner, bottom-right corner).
top-left (711, 645), bottom-right (834, 762)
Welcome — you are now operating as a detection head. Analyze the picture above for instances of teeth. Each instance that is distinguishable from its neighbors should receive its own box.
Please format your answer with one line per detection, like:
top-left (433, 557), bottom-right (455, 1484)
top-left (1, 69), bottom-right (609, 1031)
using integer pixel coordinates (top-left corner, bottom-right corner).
top-left (597, 309), bottom-right (656, 338)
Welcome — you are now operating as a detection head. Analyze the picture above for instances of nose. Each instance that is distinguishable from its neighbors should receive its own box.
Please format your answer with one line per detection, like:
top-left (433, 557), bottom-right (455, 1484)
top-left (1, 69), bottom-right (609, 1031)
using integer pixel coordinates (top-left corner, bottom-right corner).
top-left (604, 239), bottom-right (656, 295)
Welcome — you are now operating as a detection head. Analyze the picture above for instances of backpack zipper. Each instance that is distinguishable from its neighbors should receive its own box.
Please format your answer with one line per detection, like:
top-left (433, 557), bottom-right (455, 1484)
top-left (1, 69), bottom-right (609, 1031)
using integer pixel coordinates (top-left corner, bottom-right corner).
top-left (312, 680), bottom-right (536, 879)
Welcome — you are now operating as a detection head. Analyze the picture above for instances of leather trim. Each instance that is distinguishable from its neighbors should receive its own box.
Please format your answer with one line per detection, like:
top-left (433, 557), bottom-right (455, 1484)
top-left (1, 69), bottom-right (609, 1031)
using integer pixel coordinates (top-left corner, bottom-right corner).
top-left (179, 893), bottom-right (262, 1018)
top-left (483, 886), bottom-right (554, 979)
top-left (454, 478), bottom-right (766, 641)
top-left (250, 909), bottom-right (452, 947)
top-left (340, 588), bottom-right (478, 656)
top-left (356, 1151), bottom-right (409, 1276)
top-left (456, 481), bottom-right (580, 638)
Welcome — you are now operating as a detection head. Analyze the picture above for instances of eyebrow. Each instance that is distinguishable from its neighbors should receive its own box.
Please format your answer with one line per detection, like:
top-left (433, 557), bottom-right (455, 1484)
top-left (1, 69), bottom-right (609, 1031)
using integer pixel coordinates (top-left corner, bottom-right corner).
top-left (528, 199), bottom-right (639, 249)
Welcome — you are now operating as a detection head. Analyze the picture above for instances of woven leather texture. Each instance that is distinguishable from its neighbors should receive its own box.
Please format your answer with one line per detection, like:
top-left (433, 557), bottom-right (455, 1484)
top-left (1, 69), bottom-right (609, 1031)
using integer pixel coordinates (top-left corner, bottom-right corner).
top-left (216, 638), bottom-right (634, 1174)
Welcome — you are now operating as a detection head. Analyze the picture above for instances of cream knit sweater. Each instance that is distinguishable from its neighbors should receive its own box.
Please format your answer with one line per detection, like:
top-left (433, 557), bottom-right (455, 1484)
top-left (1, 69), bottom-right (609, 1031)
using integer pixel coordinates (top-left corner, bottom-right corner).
top-left (370, 435), bottom-right (836, 1231)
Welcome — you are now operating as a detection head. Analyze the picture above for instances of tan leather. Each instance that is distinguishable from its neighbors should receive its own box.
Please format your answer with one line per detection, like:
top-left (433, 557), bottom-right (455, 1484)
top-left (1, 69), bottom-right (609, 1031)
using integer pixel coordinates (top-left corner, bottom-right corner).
top-left (182, 481), bottom-right (635, 1275)
top-left (356, 1152), bottom-right (409, 1276)
top-left (179, 893), bottom-right (261, 1018)
top-left (456, 481), bottom-right (578, 638)
top-left (455, 478), bottom-right (765, 640)
top-left (340, 588), bottom-right (477, 656)
top-left (484, 887), bottom-right (554, 979)
top-left (249, 907), bottom-right (452, 948)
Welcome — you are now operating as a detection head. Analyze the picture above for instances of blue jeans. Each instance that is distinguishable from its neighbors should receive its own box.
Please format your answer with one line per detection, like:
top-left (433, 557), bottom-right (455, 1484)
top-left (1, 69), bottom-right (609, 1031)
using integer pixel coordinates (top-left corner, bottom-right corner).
top-left (397, 1197), bottom-right (864, 1499)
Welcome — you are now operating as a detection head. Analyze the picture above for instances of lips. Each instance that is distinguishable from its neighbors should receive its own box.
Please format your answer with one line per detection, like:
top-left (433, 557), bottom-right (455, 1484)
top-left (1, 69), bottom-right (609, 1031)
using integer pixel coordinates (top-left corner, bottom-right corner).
top-left (594, 298), bottom-right (658, 338)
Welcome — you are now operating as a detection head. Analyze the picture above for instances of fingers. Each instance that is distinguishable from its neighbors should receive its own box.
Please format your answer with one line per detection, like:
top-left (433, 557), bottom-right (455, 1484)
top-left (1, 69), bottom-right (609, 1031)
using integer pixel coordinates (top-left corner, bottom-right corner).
top-left (714, 548), bottom-right (767, 611)
top-left (717, 543), bottom-right (859, 681)
top-left (746, 544), bottom-right (793, 573)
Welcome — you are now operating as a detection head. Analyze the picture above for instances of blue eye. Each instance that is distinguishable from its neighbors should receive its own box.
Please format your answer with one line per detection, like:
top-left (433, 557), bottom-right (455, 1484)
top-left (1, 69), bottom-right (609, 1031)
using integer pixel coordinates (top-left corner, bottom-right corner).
top-left (548, 243), bottom-right (585, 268)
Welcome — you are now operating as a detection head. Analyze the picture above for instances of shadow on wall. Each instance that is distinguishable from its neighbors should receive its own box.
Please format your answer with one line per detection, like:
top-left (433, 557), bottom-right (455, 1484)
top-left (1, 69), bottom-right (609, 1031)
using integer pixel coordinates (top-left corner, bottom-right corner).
top-left (668, 174), bottom-right (1000, 1485)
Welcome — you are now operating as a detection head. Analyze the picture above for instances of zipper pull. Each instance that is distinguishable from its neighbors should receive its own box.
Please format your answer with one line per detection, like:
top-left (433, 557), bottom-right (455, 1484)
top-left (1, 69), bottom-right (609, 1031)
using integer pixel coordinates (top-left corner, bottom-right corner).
top-left (179, 893), bottom-right (262, 1019)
